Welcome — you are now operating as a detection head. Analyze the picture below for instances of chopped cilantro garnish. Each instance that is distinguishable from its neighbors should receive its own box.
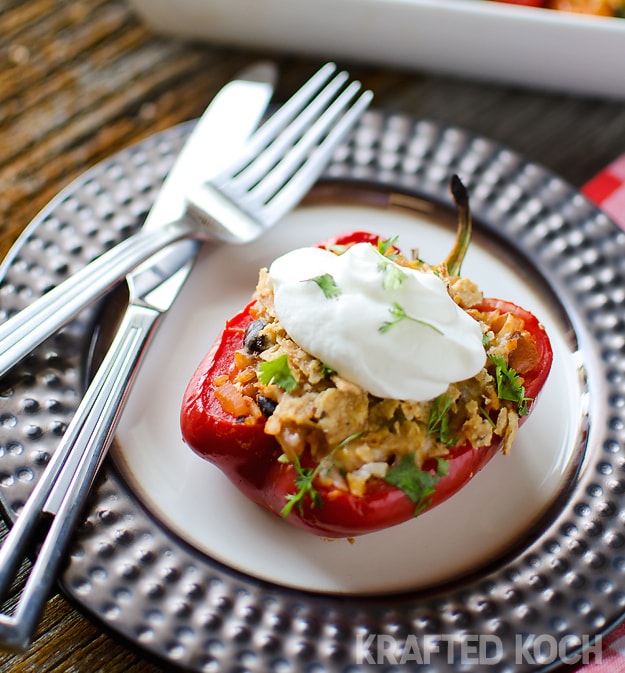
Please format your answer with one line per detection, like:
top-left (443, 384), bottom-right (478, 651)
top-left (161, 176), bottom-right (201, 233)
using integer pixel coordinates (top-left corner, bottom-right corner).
top-left (258, 355), bottom-right (297, 392)
top-left (379, 302), bottom-right (443, 335)
top-left (327, 243), bottom-right (348, 255)
top-left (384, 454), bottom-right (449, 515)
top-left (280, 454), bottom-right (323, 517)
top-left (377, 235), bottom-right (400, 258)
top-left (479, 405), bottom-right (496, 428)
top-left (306, 273), bottom-right (341, 298)
top-left (321, 363), bottom-right (335, 377)
top-left (488, 354), bottom-right (532, 416)
top-left (426, 395), bottom-right (458, 446)
top-left (378, 260), bottom-right (407, 291)
top-left (281, 432), bottom-right (363, 517)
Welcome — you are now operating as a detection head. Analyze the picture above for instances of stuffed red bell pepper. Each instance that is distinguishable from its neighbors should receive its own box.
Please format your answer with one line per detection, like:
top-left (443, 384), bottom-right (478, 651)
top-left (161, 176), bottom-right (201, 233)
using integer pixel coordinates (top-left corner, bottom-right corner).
top-left (181, 176), bottom-right (553, 538)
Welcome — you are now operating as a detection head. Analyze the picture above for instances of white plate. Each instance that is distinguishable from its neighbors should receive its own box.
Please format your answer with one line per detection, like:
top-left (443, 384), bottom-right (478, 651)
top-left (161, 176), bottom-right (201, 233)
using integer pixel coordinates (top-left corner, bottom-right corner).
top-left (129, 0), bottom-right (625, 100)
top-left (113, 200), bottom-right (582, 594)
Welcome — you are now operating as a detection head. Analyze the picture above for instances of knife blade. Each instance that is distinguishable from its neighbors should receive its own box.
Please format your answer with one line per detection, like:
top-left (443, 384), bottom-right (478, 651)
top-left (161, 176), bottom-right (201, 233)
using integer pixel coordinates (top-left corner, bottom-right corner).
top-left (0, 61), bottom-right (277, 378)
top-left (0, 64), bottom-right (276, 652)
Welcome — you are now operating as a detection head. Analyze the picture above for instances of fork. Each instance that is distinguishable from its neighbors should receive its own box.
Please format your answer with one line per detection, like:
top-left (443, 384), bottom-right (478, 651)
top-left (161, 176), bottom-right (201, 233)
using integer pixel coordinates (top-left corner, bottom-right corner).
top-left (0, 62), bottom-right (373, 379)
top-left (0, 64), bottom-right (372, 651)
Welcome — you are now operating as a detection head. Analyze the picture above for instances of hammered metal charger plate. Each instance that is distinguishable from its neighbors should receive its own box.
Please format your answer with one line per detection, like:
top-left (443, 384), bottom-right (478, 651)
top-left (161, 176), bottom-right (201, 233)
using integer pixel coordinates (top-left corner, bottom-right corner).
top-left (0, 111), bottom-right (624, 672)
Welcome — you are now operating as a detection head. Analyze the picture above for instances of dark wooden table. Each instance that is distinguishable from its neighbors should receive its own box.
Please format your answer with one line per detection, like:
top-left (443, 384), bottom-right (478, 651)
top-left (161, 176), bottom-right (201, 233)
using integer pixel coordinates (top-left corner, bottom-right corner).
top-left (2, 1), bottom-right (625, 671)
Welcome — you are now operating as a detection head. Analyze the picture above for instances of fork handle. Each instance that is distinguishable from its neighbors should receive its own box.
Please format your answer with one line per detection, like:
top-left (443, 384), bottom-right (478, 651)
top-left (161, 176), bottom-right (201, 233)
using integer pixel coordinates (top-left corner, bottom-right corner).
top-left (0, 302), bottom-right (160, 651)
top-left (0, 220), bottom-right (191, 380)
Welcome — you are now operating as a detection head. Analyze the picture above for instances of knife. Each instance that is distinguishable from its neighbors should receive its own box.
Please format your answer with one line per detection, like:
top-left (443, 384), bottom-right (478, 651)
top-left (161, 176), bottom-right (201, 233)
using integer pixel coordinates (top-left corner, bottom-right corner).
top-left (0, 61), bottom-right (277, 379)
top-left (0, 63), bottom-right (276, 652)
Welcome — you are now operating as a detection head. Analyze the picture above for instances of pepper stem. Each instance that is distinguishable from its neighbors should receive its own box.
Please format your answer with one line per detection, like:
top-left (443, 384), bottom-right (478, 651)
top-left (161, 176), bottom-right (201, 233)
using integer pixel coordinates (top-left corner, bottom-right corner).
top-left (444, 175), bottom-right (472, 277)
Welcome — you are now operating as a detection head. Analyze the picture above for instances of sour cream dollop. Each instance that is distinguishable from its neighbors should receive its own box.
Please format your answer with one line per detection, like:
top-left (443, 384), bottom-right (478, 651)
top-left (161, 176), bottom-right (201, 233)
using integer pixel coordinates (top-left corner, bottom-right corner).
top-left (267, 242), bottom-right (486, 401)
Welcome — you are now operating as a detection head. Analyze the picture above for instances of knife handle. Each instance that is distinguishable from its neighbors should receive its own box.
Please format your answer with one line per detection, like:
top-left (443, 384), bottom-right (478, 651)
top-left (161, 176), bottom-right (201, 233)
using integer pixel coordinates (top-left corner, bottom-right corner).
top-left (0, 302), bottom-right (160, 651)
top-left (0, 220), bottom-right (190, 379)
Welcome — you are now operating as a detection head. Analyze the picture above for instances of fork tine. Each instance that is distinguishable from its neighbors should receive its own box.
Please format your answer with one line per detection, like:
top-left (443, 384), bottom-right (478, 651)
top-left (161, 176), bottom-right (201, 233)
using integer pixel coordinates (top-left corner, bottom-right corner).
top-left (185, 63), bottom-right (374, 245)
top-left (258, 89), bottom-right (373, 225)
top-left (210, 62), bottom-right (337, 185)
top-left (223, 70), bottom-right (350, 193)
top-left (244, 80), bottom-right (364, 205)
top-left (240, 83), bottom-right (373, 220)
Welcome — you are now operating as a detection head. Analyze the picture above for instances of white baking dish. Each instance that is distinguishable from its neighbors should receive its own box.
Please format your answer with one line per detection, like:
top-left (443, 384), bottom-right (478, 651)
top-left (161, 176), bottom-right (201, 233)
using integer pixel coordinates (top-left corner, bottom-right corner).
top-left (128, 0), bottom-right (625, 100)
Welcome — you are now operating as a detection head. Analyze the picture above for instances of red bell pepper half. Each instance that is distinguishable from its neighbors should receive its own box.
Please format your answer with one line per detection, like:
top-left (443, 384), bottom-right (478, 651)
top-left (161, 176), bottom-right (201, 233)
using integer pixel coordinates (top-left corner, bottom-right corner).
top-left (180, 178), bottom-right (553, 538)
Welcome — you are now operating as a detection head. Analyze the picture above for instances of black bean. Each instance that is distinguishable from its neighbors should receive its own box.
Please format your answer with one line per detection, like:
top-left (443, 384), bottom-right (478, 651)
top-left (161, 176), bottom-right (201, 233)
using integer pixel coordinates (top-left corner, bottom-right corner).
top-left (257, 395), bottom-right (278, 417)
top-left (243, 319), bottom-right (268, 354)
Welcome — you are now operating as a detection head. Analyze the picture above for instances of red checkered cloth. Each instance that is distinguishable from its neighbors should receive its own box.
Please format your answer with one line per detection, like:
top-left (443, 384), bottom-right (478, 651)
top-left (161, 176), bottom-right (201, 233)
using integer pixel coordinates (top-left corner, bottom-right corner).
top-left (582, 154), bottom-right (625, 230)
top-left (567, 158), bottom-right (625, 671)
top-left (573, 621), bottom-right (625, 672)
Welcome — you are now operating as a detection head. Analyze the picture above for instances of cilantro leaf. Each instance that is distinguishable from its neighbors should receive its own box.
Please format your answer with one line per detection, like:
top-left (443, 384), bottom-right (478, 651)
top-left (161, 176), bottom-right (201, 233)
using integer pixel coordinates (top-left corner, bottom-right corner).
top-left (427, 395), bottom-right (458, 446)
top-left (379, 302), bottom-right (443, 335)
top-left (280, 432), bottom-right (363, 517)
top-left (306, 273), bottom-right (341, 299)
top-left (384, 454), bottom-right (449, 515)
top-left (479, 405), bottom-right (496, 428)
top-left (377, 235), bottom-right (400, 259)
top-left (378, 260), bottom-right (407, 291)
top-left (281, 455), bottom-right (323, 517)
top-left (321, 363), bottom-right (335, 377)
top-left (258, 355), bottom-right (297, 392)
top-left (488, 354), bottom-right (532, 416)
top-left (327, 243), bottom-right (348, 255)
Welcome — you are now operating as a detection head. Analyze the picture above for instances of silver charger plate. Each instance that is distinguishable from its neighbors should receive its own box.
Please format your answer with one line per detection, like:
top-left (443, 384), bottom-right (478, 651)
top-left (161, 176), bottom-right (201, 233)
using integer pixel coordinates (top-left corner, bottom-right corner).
top-left (0, 110), bottom-right (624, 672)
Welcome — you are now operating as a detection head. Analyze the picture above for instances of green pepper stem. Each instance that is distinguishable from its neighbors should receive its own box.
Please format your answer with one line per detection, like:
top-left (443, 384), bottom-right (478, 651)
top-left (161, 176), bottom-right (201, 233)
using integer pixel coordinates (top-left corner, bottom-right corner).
top-left (444, 175), bottom-right (472, 277)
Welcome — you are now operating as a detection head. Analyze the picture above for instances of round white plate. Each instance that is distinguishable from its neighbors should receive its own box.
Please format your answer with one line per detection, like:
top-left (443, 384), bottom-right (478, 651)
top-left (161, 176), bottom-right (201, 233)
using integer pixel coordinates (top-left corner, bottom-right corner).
top-left (114, 200), bottom-right (583, 595)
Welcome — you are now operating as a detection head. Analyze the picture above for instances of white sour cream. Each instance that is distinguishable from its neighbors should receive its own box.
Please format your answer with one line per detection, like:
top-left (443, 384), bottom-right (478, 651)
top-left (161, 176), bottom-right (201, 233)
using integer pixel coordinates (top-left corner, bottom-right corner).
top-left (267, 242), bottom-right (486, 401)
